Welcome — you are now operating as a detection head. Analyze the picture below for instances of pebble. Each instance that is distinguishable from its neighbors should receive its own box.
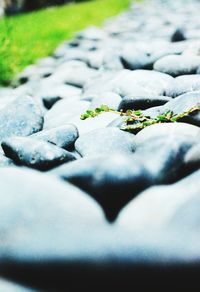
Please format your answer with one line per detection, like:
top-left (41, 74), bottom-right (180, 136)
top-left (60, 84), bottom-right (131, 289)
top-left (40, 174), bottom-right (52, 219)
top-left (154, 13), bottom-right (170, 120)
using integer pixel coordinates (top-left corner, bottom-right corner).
top-left (31, 124), bottom-right (79, 150)
top-left (2, 137), bottom-right (76, 170)
top-left (0, 95), bottom-right (43, 145)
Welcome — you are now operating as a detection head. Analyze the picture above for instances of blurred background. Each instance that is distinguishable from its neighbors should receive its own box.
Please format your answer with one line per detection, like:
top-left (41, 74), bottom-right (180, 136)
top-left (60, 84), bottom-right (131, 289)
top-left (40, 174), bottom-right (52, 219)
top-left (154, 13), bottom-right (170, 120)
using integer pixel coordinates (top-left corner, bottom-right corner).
top-left (1, 0), bottom-right (91, 15)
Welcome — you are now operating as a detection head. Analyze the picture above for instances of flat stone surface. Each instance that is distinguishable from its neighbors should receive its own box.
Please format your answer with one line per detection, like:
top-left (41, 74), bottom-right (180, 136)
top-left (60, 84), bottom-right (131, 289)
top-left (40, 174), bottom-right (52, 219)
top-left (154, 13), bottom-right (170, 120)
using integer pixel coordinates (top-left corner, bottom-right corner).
top-left (75, 128), bottom-right (136, 157)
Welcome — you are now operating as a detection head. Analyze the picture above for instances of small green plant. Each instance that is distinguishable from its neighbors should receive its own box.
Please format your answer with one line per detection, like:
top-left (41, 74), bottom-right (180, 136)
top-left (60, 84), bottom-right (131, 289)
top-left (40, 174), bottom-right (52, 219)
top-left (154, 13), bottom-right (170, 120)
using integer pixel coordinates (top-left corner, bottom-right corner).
top-left (80, 104), bottom-right (200, 132)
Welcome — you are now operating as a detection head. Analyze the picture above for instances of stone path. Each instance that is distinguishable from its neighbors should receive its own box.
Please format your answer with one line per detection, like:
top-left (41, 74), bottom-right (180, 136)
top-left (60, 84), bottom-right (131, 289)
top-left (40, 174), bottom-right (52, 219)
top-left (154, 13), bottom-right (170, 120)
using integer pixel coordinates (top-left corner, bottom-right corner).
top-left (0, 0), bottom-right (200, 290)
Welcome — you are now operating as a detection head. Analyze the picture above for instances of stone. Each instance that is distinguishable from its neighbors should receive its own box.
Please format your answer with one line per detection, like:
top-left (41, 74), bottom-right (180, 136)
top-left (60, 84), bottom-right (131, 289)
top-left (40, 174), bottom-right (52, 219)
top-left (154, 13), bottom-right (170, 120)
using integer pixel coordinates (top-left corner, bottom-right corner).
top-left (171, 28), bottom-right (186, 42)
top-left (52, 154), bottom-right (152, 221)
top-left (118, 95), bottom-right (172, 111)
top-left (118, 169), bottom-right (200, 234)
top-left (166, 75), bottom-right (200, 97)
top-left (75, 128), bottom-right (136, 157)
top-left (50, 65), bottom-right (98, 88)
top-left (120, 46), bottom-right (153, 70)
top-left (39, 84), bottom-right (81, 109)
top-left (0, 153), bottom-right (14, 167)
top-left (31, 124), bottom-right (79, 150)
top-left (0, 96), bottom-right (43, 144)
top-left (68, 112), bottom-right (118, 135)
top-left (44, 99), bottom-right (90, 122)
top-left (134, 137), bottom-right (196, 183)
top-left (2, 137), bottom-right (76, 171)
top-left (135, 122), bottom-right (200, 147)
top-left (89, 92), bottom-right (122, 110)
top-left (0, 167), bottom-right (108, 290)
top-left (154, 54), bottom-right (200, 77)
top-left (183, 142), bottom-right (200, 172)
top-left (115, 69), bottom-right (173, 97)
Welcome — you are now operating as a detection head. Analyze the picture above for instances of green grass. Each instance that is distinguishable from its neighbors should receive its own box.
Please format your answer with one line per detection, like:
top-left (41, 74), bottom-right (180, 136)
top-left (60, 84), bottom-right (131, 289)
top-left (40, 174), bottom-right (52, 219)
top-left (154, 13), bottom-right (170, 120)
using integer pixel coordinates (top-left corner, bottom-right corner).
top-left (0, 0), bottom-right (131, 86)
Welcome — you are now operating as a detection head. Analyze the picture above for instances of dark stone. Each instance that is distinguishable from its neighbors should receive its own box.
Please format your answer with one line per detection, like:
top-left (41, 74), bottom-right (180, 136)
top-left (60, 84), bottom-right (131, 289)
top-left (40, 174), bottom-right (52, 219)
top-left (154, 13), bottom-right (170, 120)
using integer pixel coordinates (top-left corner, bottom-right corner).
top-left (2, 137), bottom-right (76, 171)
top-left (0, 96), bottom-right (43, 144)
top-left (118, 95), bottom-right (172, 111)
top-left (154, 54), bottom-right (200, 77)
top-left (171, 28), bottom-right (186, 42)
top-left (31, 124), bottom-right (79, 150)
top-left (52, 154), bottom-right (152, 221)
top-left (183, 142), bottom-right (200, 173)
top-left (75, 128), bottom-right (136, 157)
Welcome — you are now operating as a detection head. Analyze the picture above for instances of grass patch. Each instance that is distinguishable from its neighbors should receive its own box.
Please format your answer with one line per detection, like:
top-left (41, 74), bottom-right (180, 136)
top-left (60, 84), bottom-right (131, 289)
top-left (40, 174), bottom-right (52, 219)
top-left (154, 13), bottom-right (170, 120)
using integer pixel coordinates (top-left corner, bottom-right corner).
top-left (0, 0), bottom-right (131, 86)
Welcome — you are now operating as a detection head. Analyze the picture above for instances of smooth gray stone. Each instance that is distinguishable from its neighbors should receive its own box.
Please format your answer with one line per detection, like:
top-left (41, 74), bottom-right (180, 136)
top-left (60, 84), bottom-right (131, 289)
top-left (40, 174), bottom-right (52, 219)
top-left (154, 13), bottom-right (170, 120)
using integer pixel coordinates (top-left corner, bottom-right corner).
top-left (51, 66), bottom-right (98, 88)
top-left (85, 69), bottom-right (173, 97)
top-left (44, 113), bottom-right (75, 130)
top-left (134, 137), bottom-right (196, 183)
top-left (143, 91), bottom-right (200, 126)
top-left (83, 70), bottom-right (126, 95)
top-left (118, 95), bottom-right (172, 111)
top-left (166, 75), bottom-right (200, 97)
top-left (121, 47), bottom-right (153, 70)
top-left (135, 122), bottom-right (200, 147)
top-left (0, 96), bottom-right (43, 144)
top-left (68, 112), bottom-right (118, 135)
top-left (89, 92), bottom-right (122, 110)
top-left (2, 137), bottom-right (76, 171)
top-left (44, 99), bottom-right (90, 121)
top-left (154, 54), bottom-right (200, 77)
top-left (52, 154), bottom-right (152, 221)
top-left (75, 128), bottom-right (135, 157)
top-left (162, 91), bottom-right (200, 113)
top-left (115, 69), bottom-right (173, 97)
top-left (31, 124), bottom-right (79, 150)
top-left (118, 169), bottom-right (200, 234)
